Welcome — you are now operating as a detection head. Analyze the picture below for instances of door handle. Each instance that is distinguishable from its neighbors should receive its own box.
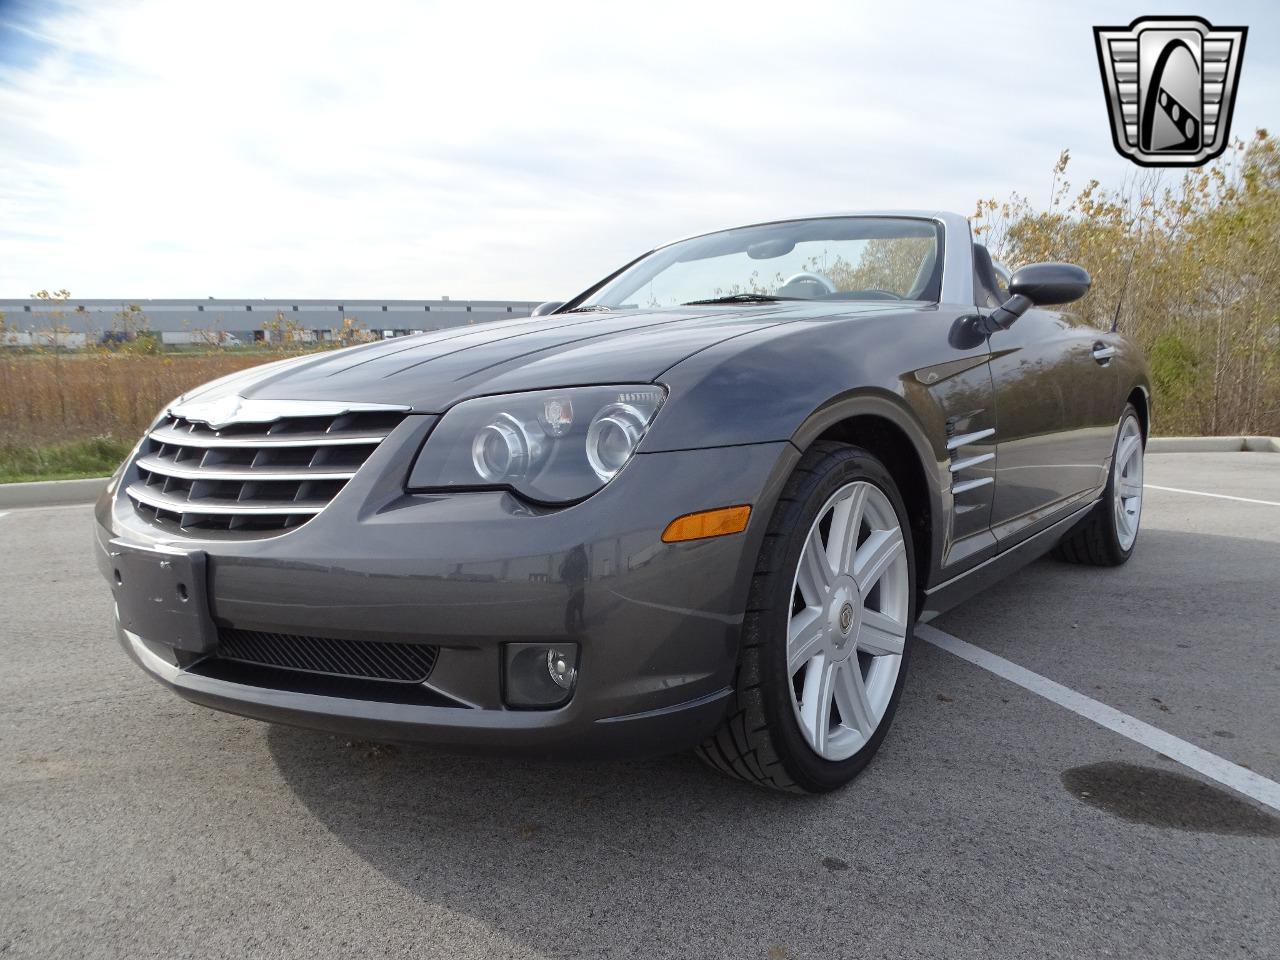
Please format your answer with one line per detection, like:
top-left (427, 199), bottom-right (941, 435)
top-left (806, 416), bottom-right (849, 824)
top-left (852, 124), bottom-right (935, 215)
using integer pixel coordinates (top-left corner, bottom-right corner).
top-left (1092, 343), bottom-right (1116, 364)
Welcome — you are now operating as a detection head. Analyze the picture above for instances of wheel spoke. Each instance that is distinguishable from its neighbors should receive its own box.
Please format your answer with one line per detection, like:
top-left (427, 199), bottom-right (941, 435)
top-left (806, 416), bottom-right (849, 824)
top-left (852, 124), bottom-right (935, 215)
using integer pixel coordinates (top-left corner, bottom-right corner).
top-left (800, 654), bottom-right (837, 755)
top-left (833, 660), bottom-right (873, 738)
top-left (858, 607), bottom-right (906, 656)
top-left (1116, 432), bottom-right (1140, 472)
top-left (1112, 419), bottom-right (1143, 551)
top-left (797, 524), bottom-right (833, 605)
top-left (852, 527), bottom-right (904, 592)
top-left (826, 484), bottom-right (868, 576)
top-left (788, 607), bottom-right (825, 675)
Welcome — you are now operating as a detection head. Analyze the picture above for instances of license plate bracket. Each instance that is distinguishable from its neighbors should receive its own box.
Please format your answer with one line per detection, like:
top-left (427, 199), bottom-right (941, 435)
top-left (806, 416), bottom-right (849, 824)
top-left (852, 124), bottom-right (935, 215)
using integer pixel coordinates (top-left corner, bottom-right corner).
top-left (108, 539), bottom-right (216, 653)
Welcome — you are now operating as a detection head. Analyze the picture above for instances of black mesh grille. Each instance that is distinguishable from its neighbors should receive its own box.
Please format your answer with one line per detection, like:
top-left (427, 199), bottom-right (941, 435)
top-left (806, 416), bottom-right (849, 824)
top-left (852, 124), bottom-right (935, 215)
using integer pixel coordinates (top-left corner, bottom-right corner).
top-left (217, 628), bottom-right (438, 683)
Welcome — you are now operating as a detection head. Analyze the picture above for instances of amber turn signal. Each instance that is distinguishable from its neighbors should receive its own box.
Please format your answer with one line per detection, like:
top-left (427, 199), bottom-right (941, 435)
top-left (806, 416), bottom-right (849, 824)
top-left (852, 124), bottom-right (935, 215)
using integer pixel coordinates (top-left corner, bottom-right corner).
top-left (661, 505), bottom-right (752, 543)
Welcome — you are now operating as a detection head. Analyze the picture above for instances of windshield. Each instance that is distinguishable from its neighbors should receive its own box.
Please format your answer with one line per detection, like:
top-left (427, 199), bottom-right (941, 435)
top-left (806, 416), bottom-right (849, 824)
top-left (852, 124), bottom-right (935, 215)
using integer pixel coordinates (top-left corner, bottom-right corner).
top-left (574, 217), bottom-right (943, 310)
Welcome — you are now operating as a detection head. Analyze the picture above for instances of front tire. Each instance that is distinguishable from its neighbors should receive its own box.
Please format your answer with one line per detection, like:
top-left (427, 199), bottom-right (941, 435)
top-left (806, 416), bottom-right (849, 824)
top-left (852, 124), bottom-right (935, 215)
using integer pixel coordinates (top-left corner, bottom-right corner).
top-left (1052, 404), bottom-right (1145, 566)
top-left (697, 442), bottom-right (915, 793)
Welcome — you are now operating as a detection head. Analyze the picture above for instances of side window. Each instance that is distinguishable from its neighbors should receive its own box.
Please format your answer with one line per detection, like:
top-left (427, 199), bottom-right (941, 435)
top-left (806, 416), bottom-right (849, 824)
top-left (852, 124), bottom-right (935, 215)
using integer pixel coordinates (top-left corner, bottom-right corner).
top-left (991, 260), bottom-right (1011, 298)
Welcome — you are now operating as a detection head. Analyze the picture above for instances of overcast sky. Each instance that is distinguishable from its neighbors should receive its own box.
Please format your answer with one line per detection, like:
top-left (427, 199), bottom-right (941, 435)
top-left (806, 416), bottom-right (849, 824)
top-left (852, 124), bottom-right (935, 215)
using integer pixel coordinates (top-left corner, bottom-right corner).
top-left (1, 0), bottom-right (1275, 300)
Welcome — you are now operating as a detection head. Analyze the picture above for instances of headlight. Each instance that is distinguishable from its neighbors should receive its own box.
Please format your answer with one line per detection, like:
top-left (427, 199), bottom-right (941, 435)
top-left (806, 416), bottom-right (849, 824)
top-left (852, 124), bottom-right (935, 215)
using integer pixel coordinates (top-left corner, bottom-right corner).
top-left (408, 385), bottom-right (666, 503)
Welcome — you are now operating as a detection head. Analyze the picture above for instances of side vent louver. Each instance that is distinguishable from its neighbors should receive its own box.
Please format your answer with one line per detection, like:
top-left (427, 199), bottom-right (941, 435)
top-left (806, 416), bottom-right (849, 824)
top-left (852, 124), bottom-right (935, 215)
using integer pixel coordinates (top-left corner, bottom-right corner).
top-left (947, 427), bottom-right (995, 495)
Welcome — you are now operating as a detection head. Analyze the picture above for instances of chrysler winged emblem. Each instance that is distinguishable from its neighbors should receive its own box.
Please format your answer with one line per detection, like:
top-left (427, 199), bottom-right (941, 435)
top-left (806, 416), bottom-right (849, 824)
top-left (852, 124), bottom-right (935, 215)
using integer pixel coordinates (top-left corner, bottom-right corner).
top-left (168, 394), bottom-right (410, 429)
top-left (175, 394), bottom-right (244, 429)
top-left (1094, 16), bottom-right (1247, 167)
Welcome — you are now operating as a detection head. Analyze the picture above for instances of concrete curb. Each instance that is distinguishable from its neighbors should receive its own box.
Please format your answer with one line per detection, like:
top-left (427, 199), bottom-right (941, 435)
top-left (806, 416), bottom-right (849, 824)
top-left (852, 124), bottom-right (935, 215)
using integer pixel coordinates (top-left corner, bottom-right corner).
top-left (1148, 436), bottom-right (1280, 454)
top-left (0, 477), bottom-right (109, 509)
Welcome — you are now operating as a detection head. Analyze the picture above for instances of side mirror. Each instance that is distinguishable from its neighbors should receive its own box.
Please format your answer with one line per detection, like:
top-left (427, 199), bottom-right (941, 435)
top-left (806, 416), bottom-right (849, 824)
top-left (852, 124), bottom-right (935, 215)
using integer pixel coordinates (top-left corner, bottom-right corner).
top-left (986, 262), bottom-right (1091, 331)
top-left (531, 301), bottom-right (565, 317)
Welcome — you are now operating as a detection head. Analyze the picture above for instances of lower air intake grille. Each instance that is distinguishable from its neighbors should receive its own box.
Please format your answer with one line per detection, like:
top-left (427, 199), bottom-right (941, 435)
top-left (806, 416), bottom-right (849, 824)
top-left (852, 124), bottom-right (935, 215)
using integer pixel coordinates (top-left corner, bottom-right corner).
top-left (217, 628), bottom-right (439, 683)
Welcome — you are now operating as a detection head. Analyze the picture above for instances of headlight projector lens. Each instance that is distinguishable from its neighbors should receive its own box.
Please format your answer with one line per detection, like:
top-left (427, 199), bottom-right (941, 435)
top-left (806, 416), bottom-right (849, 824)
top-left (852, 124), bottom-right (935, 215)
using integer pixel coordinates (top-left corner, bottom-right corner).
top-left (586, 403), bottom-right (649, 481)
top-left (408, 384), bottom-right (666, 503)
top-left (471, 413), bottom-right (541, 482)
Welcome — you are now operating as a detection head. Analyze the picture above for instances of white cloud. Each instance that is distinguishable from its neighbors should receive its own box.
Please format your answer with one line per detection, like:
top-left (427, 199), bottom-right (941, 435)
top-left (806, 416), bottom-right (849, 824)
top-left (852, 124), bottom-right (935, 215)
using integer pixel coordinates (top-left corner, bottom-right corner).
top-left (1, 0), bottom-right (1276, 299)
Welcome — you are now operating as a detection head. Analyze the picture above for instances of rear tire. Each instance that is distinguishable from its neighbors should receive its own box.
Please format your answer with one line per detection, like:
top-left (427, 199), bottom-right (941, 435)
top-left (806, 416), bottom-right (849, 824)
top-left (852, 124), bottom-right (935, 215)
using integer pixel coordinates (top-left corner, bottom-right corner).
top-left (1052, 404), bottom-right (1144, 567)
top-left (697, 442), bottom-right (915, 794)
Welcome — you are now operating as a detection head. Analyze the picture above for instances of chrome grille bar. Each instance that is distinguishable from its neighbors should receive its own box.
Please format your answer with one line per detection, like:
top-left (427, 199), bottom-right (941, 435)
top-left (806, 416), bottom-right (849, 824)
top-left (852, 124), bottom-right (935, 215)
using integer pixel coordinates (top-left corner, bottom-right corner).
top-left (149, 424), bottom-right (387, 449)
top-left (127, 483), bottom-right (326, 516)
top-left (134, 454), bottom-right (358, 483)
top-left (125, 401), bottom-right (407, 535)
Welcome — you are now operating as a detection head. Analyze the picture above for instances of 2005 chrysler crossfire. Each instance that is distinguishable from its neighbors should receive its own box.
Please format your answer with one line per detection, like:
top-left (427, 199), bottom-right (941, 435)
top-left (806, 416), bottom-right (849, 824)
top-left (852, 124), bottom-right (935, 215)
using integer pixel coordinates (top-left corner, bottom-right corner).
top-left (96, 212), bottom-right (1149, 793)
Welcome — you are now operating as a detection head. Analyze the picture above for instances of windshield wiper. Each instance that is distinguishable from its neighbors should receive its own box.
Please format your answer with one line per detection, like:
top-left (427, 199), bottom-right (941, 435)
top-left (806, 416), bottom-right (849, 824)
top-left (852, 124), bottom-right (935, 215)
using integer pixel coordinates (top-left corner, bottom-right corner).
top-left (681, 294), bottom-right (799, 306)
top-left (562, 304), bottom-right (615, 313)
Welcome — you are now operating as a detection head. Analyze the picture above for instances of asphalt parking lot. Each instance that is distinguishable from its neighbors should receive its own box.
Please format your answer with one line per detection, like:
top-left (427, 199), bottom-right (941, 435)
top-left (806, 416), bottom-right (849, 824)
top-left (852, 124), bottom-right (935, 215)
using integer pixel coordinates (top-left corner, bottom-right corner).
top-left (2, 452), bottom-right (1277, 960)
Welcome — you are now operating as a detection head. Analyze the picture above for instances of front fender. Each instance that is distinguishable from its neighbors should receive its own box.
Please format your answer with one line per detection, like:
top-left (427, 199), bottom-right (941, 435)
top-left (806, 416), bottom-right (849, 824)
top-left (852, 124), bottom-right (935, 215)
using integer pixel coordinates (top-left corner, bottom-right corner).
top-left (644, 316), bottom-right (963, 593)
top-left (791, 387), bottom-right (946, 554)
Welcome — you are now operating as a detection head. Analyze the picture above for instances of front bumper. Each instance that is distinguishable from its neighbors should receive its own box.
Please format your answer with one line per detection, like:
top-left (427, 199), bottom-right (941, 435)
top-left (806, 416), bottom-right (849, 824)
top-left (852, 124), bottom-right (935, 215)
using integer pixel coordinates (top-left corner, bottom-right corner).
top-left (96, 416), bottom-right (794, 759)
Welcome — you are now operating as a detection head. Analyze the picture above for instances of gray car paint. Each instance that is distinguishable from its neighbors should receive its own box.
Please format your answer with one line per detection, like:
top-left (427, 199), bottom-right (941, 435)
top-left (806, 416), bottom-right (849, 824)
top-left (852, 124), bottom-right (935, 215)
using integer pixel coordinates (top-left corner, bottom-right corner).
top-left (95, 212), bottom-right (1150, 757)
top-left (99, 436), bottom-right (797, 756)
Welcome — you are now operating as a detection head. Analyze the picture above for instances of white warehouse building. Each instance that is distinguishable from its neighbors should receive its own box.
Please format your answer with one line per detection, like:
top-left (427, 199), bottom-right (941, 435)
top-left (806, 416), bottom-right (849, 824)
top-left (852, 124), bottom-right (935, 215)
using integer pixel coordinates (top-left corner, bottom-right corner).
top-left (0, 296), bottom-right (544, 347)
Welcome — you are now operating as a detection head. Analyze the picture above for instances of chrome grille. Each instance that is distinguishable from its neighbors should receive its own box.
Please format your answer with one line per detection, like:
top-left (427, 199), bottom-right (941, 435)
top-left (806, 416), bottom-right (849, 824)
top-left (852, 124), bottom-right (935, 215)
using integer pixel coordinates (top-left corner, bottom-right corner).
top-left (217, 627), bottom-right (439, 683)
top-left (126, 408), bottom-right (405, 533)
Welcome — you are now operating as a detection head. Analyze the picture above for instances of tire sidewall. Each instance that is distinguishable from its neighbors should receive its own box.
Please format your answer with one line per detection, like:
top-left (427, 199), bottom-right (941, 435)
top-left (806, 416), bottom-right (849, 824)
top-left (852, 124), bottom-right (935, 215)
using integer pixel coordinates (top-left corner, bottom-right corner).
top-left (757, 446), bottom-right (916, 793)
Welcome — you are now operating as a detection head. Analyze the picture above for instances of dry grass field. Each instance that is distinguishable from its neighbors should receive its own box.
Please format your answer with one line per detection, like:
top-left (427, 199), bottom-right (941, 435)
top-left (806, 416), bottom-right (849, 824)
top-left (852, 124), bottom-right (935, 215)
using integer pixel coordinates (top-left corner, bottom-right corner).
top-left (0, 351), bottom-right (273, 442)
top-left (0, 350), bottom-right (285, 481)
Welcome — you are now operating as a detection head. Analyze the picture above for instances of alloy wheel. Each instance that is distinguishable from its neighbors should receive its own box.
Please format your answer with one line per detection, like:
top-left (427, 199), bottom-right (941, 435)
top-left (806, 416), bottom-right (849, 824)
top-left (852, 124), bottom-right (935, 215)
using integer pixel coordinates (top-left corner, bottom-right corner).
top-left (1113, 416), bottom-right (1144, 550)
top-left (786, 480), bottom-right (910, 761)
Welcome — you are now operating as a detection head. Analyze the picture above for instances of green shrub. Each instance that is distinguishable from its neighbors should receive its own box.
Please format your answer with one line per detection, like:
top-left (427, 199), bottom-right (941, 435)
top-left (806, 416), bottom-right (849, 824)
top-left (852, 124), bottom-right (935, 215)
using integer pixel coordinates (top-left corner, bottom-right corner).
top-left (0, 435), bottom-right (136, 483)
top-left (1148, 333), bottom-right (1200, 411)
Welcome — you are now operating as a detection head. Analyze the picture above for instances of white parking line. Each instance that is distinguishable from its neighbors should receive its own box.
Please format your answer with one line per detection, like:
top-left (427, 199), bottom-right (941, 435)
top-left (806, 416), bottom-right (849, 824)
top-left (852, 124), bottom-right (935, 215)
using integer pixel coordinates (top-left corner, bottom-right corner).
top-left (916, 623), bottom-right (1280, 813)
top-left (1144, 484), bottom-right (1280, 507)
top-left (0, 502), bottom-right (93, 514)
top-left (0, 511), bottom-right (8, 521)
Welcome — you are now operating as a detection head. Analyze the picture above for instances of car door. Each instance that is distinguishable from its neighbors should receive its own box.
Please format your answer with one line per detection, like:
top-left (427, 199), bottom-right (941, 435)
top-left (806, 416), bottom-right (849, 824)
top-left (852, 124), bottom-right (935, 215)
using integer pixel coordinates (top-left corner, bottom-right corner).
top-left (987, 308), bottom-right (1118, 546)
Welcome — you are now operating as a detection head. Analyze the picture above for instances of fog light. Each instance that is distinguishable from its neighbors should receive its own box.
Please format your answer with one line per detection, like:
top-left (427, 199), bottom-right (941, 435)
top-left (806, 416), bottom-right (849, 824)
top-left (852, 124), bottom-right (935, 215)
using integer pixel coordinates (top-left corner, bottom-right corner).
top-left (547, 649), bottom-right (575, 689)
top-left (504, 642), bottom-right (579, 708)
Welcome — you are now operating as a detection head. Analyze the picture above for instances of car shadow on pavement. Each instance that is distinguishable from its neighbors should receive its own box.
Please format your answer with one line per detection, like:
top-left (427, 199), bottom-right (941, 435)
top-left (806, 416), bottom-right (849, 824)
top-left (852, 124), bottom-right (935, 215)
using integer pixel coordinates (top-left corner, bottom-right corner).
top-left (265, 716), bottom-right (974, 957)
top-left (262, 523), bottom-right (1280, 957)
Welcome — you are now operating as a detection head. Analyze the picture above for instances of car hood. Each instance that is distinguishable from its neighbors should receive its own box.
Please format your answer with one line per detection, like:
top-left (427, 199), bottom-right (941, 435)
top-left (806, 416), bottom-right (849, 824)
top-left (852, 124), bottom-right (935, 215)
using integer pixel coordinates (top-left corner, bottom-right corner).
top-left (176, 301), bottom-right (920, 413)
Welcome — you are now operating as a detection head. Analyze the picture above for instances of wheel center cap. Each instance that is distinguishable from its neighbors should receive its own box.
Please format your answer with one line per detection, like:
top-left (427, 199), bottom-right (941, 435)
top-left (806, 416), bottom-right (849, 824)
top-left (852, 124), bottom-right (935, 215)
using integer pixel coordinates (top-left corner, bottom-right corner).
top-left (838, 602), bottom-right (855, 634)
top-left (827, 577), bottom-right (860, 662)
